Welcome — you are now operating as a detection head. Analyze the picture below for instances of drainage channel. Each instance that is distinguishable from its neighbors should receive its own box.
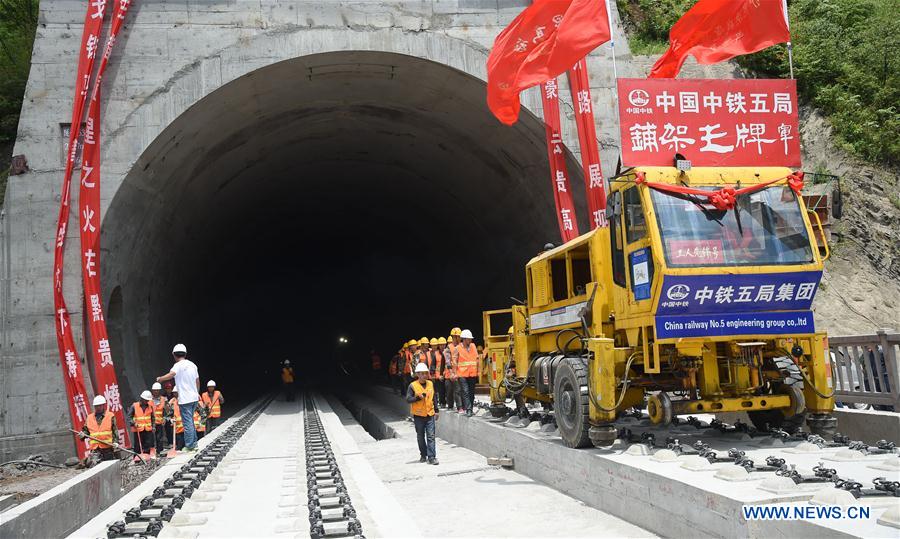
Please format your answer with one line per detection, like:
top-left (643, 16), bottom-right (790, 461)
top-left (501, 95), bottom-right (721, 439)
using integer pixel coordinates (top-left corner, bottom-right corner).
top-left (104, 396), bottom-right (274, 538)
top-left (304, 394), bottom-right (364, 539)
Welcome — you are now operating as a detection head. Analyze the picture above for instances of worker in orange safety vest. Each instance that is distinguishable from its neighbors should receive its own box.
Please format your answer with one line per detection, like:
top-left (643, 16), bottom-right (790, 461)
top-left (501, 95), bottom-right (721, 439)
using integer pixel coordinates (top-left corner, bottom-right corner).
top-left (79, 395), bottom-right (120, 462)
top-left (150, 382), bottom-right (168, 453)
top-left (128, 390), bottom-right (155, 458)
top-left (406, 362), bottom-right (439, 465)
top-left (200, 381), bottom-right (224, 431)
top-left (456, 329), bottom-right (479, 416)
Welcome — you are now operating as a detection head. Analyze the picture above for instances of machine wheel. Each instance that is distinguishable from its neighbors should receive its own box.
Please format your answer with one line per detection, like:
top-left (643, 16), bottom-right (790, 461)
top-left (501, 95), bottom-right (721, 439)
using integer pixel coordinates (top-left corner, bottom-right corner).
top-left (806, 413), bottom-right (838, 437)
top-left (553, 357), bottom-right (591, 448)
top-left (748, 383), bottom-right (806, 433)
top-left (647, 392), bottom-right (673, 426)
top-left (489, 404), bottom-right (509, 418)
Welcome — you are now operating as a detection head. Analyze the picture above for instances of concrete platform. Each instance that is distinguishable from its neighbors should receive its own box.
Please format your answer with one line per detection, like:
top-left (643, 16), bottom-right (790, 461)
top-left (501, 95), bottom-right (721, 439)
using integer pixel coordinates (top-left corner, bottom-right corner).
top-left (357, 385), bottom-right (899, 538)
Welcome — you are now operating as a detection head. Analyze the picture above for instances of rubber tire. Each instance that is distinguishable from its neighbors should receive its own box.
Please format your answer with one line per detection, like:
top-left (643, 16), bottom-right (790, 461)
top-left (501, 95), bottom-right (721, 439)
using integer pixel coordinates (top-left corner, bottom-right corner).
top-left (553, 357), bottom-right (591, 448)
top-left (489, 404), bottom-right (509, 418)
top-left (748, 383), bottom-right (806, 433)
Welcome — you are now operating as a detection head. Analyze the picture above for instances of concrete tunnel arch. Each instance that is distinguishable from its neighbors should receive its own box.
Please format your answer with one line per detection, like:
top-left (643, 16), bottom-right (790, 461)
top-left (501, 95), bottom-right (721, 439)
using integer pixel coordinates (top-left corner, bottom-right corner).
top-left (100, 50), bottom-right (589, 398)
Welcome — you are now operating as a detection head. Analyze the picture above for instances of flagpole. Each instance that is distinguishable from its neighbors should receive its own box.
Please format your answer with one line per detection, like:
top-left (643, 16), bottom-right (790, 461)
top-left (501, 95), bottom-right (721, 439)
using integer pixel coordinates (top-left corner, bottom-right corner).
top-left (782, 0), bottom-right (794, 79)
top-left (604, 0), bottom-right (623, 165)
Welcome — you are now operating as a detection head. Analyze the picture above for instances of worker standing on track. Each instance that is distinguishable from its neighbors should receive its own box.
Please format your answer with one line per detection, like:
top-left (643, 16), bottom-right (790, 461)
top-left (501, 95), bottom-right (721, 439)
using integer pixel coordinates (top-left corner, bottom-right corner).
top-left (79, 395), bottom-right (119, 462)
top-left (457, 329), bottom-right (479, 416)
top-left (282, 360), bottom-right (296, 402)
top-left (432, 338), bottom-right (446, 408)
top-left (150, 382), bottom-right (168, 453)
top-left (128, 390), bottom-right (155, 459)
top-left (407, 363), bottom-right (439, 465)
top-left (200, 381), bottom-right (224, 431)
top-left (155, 343), bottom-right (201, 452)
top-left (165, 388), bottom-right (185, 450)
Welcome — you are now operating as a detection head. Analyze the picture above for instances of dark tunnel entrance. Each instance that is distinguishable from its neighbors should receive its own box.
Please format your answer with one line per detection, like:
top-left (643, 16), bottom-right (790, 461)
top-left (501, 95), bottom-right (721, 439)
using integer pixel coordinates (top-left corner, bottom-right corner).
top-left (101, 51), bottom-right (587, 401)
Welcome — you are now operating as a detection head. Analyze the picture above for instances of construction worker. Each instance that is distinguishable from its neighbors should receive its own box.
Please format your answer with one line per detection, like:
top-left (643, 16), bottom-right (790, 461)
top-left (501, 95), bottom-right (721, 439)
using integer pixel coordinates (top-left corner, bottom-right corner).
top-left (165, 388), bottom-right (185, 450)
top-left (389, 347), bottom-right (402, 394)
top-left (457, 329), bottom-right (479, 416)
top-left (430, 338), bottom-right (445, 408)
top-left (79, 395), bottom-right (119, 462)
top-left (370, 349), bottom-right (382, 377)
top-left (155, 343), bottom-right (201, 452)
top-left (406, 363), bottom-right (439, 465)
top-left (128, 390), bottom-right (155, 459)
top-left (443, 336), bottom-right (457, 410)
top-left (150, 382), bottom-right (168, 453)
top-left (282, 360), bottom-right (295, 402)
top-left (405, 339), bottom-right (418, 391)
top-left (200, 381), bottom-right (224, 431)
top-left (193, 408), bottom-right (206, 440)
top-left (415, 337), bottom-right (431, 368)
top-left (449, 328), bottom-right (464, 412)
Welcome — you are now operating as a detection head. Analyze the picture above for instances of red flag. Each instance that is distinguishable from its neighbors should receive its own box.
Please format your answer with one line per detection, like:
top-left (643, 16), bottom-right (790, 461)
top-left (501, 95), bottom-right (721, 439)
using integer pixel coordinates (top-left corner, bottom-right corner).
top-left (566, 59), bottom-right (607, 229)
top-left (541, 79), bottom-right (580, 242)
top-left (649, 0), bottom-right (789, 79)
top-left (487, 0), bottom-right (610, 125)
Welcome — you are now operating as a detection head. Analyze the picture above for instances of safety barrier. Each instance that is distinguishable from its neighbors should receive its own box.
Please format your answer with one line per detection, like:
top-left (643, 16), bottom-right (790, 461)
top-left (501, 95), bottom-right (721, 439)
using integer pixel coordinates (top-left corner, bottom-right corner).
top-left (829, 329), bottom-right (899, 411)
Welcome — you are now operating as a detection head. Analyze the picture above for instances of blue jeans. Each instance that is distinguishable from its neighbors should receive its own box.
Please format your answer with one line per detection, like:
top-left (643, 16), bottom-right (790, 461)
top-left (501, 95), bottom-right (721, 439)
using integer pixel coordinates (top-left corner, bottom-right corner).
top-left (413, 415), bottom-right (436, 459)
top-left (179, 401), bottom-right (198, 449)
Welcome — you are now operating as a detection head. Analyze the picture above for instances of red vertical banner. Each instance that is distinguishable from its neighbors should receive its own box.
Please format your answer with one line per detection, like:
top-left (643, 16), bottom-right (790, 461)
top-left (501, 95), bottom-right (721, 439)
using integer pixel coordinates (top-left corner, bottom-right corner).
top-left (567, 59), bottom-right (608, 229)
top-left (541, 79), bottom-right (580, 243)
top-left (53, 0), bottom-right (112, 459)
top-left (78, 0), bottom-right (134, 449)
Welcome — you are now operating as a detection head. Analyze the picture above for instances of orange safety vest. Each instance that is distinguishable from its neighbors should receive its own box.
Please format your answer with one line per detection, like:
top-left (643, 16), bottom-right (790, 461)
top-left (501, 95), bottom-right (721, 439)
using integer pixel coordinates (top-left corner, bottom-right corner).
top-left (201, 391), bottom-right (222, 418)
top-left (444, 347), bottom-right (456, 380)
top-left (282, 367), bottom-right (295, 383)
top-left (410, 380), bottom-right (435, 417)
top-left (86, 412), bottom-right (114, 449)
top-left (457, 343), bottom-right (478, 378)
top-left (431, 350), bottom-right (443, 380)
top-left (131, 402), bottom-right (153, 433)
top-left (169, 398), bottom-right (184, 434)
top-left (194, 410), bottom-right (205, 433)
top-left (405, 350), bottom-right (414, 375)
top-left (152, 396), bottom-right (167, 425)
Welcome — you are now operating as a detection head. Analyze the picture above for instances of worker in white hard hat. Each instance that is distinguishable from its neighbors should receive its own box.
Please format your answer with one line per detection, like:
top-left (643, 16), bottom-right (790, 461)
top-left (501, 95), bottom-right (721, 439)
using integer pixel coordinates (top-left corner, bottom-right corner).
top-left (456, 329), bottom-right (479, 416)
top-left (406, 362), bottom-right (439, 465)
top-left (281, 360), bottom-right (295, 402)
top-left (79, 395), bottom-right (120, 461)
top-left (128, 391), bottom-right (155, 458)
top-left (156, 343), bottom-right (201, 452)
top-left (200, 380), bottom-right (224, 431)
top-left (150, 382), bottom-right (168, 453)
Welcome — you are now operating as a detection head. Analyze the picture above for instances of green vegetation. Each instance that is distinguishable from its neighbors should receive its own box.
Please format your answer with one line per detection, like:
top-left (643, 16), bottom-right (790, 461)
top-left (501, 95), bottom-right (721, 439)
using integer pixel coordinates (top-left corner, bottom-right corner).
top-left (617, 0), bottom-right (900, 166)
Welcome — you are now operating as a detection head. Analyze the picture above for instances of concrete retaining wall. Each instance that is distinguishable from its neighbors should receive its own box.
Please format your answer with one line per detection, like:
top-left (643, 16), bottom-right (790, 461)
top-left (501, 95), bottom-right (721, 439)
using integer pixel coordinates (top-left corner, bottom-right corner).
top-left (0, 460), bottom-right (122, 537)
top-left (833, 409), bottom-right (900, 444)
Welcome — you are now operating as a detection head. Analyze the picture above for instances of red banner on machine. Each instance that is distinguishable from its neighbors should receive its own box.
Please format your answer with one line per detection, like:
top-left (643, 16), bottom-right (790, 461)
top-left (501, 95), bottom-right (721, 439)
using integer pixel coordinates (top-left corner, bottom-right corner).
top-left (541, 79), bottom-right (580, 242)
top-left (53, 0), bottom-right (113, 459)
top-left (78, 0), bottom-right (134, 449)
top-left (566, 59), bottom-right (607, 229)
top-left (617, 78), bottom-right (801, 167)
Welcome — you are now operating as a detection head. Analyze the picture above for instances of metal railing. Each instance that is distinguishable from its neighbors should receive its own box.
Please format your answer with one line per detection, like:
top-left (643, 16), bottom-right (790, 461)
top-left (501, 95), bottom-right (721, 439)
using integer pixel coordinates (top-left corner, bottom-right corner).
top-left (828, 329), bottom-right (899, 411)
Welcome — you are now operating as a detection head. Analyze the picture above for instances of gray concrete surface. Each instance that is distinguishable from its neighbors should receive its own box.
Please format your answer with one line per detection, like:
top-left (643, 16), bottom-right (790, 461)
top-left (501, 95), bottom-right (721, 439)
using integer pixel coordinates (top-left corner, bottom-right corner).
top-left (0, 460), bottom-right (122, 538)
top-left (358, 385), bottom-right (898, 538)
top-left (1, 0), bottom-right (638, 461)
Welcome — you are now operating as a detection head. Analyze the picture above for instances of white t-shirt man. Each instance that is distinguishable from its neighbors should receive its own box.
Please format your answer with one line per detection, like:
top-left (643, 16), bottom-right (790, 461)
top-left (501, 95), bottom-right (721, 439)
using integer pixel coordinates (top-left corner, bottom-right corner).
top-left (171, 359), bottom-right (200, 404)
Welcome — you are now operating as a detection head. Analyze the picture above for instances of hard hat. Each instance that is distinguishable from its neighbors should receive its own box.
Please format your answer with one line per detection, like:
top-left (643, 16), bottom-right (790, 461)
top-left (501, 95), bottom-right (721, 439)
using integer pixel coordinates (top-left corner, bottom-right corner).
top-left (151, 382), bottom-right (162, 390)
top-left (207, 380), bottom-right (216, 387)
top-left (460, 329), bottom-right (474, 339)
top-left (92, 395), bottom-right (106, 406)
top-left (172, 343), bottom-right (187, 354)
top-left (437, 337), bottom-right (447, 345)
top-left (140, 390), bottom-right (152, 400)
top-left (508, 326), bottom-right (514, 334)
top-left (450, 327), bottom-right (462, 336)
top-left (402, 342), bottom-right (408, 349)
top-left (284, 360), bottom-right (291, 365)
top-left (414, 363), bottom-right (429, 374)
top-left (447, 336), bottom-right (453, 342)
top-left (419, 337), bottom-right (429, 345)
top-left (407, 339), bottom-right (418, 347)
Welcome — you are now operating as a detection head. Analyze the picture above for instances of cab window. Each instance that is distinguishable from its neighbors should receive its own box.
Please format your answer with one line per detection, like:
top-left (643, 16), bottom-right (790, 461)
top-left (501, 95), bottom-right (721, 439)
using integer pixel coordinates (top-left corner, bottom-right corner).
top-left (608, 191), bottom-right (626, 287)
top-left (624, 187), bottom-right (647, 244)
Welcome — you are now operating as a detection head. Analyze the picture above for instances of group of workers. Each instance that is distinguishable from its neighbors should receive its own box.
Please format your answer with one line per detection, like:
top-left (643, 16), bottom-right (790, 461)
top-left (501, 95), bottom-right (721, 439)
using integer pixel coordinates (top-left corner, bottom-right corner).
top-left (79, 344), bottom-right (224, 463)
top-left (389, 327), bottom-right (483, 466)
